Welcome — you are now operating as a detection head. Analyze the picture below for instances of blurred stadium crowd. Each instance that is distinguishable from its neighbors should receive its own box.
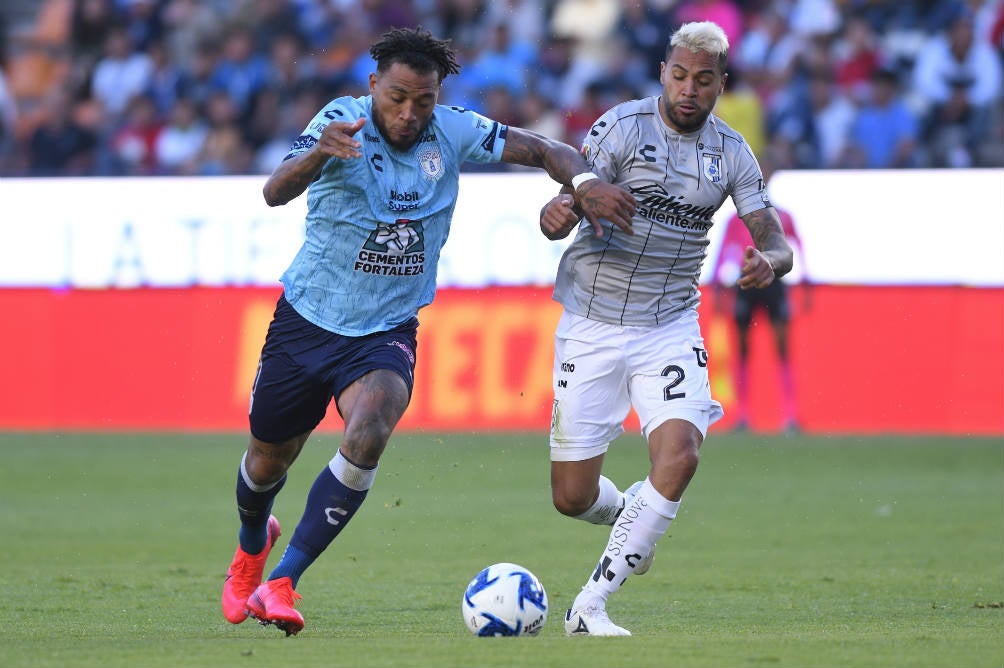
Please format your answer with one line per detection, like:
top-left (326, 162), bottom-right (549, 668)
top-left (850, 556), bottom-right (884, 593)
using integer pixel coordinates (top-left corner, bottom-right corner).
top-left (0, 0), bottom-right (1001, 177)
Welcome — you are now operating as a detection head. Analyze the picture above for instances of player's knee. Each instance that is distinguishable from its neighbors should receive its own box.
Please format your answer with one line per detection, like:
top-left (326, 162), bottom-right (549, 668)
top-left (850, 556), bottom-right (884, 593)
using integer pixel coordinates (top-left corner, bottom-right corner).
top-left (653, 440), bottom-right (700, 479)
top-left (245, 445), bottom-right (295, 485)
top-left (677, 447), bottom-right (700, 477)
top-left (551, 487), bottom-right (593, 517)
top-left (341, 416), bottom-right (394, 466)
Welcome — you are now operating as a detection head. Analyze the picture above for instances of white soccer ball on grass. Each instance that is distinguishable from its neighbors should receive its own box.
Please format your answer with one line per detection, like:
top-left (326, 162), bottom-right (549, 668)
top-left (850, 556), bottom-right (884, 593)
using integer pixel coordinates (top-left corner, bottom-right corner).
top-left (461, 562), bottom-right (548, 637)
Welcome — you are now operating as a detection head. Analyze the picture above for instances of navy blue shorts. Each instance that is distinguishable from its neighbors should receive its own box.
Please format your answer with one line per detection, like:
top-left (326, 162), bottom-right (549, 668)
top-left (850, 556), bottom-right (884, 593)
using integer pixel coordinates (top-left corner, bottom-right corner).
top-left (248, 294), bottom-right (418, 443)
top-left (734, 280), bottom-right (789, 327)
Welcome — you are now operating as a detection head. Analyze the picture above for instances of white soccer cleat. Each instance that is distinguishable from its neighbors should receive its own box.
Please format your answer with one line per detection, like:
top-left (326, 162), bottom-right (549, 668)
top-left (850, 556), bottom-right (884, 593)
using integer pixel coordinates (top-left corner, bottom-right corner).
top-left (564, 606), bottom-right (632, 636)
top-left (622, 480), bottom-right (656, 576)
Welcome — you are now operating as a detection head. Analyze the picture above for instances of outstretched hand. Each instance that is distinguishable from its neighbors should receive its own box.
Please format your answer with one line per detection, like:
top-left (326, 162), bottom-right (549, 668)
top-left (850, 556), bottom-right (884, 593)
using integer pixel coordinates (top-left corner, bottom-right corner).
top-left (318, 117), bottom-right (366, 159)
top-left (737, 245), bottom-right (776, 289)
top-left (575, 179), bottom-right (636, 237)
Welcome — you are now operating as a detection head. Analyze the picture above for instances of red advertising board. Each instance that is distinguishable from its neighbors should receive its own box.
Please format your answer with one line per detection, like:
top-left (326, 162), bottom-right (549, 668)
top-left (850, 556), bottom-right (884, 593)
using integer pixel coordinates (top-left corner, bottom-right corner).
top-left (2, 286), bottom-right (1001, 435)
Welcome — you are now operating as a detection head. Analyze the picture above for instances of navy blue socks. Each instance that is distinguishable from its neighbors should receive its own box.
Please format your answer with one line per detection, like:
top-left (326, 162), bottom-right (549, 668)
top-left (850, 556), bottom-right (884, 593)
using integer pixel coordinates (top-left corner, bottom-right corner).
top-left (268, 449), bottom-right (377, 587)
top-left (236, 452), bottom-right (286, 554)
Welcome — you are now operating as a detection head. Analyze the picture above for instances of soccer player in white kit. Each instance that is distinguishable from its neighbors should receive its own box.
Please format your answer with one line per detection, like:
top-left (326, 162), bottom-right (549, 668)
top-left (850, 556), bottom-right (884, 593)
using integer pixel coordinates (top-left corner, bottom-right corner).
top-left (539, 21), bottom-right (794, 636)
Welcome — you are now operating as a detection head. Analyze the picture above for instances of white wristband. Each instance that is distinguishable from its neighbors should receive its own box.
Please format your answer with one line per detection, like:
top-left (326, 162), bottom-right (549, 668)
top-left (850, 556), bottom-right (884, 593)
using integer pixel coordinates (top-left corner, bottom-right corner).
top-left (571, 172), bottom-right (599, 191)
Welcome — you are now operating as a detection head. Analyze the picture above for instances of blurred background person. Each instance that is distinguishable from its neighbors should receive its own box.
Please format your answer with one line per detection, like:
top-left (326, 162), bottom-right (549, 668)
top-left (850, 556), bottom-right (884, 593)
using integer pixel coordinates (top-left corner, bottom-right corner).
top-left (549, 0), bottom-right (620, 108)
top-left (90, 25), bottom-right (153, 123)
top-left (805, 68), bottom-right (855, 168)
top-left (560, 79), bottom-right (613, 147)
top-left (518, 88), bottom-right (564, 141)
top-left (832, 14), bottom-right (882, 100)
top-left (108, 92), bottom-right (163, 175)
top-left (0, 50), bottom-right (17, 171)
top-left (714, 67), bottom-right (767, 159)
top-left (712, 151), bottom-right (811, 433)
top-left (252, 86), bottom-right (323, 174)
top-left (841, 66), bottom-right (919, 168)
top-left (615, 0), bottom-right (676, 86)
top-left (154, 95), bottom-right (206, 174)
top-left (734, 5), bottom-right (804, 138)
top-left (26, 88), bottom-right (98, 175)
top-left (144, 37), bottom-right (186, 118)
top-left (447, 20), bottom-right (536, 111)
top-left (911, 5), bottom-right (1003, 167)
top-left (159, 0), bottom-right (220, 72)
top-left (209, 25), bottom-right (270, 121)
top-left (194, 89), bottom-right (253, 175)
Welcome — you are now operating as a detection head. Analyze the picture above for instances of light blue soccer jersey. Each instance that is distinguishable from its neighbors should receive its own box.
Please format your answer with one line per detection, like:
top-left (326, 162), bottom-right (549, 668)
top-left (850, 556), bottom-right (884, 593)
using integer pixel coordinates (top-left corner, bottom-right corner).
top-left (278, 95), bottom-right (508, 336)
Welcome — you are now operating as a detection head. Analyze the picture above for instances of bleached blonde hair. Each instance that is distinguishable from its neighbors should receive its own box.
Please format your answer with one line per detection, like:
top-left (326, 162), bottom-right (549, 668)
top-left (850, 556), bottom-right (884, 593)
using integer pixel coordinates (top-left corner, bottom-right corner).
top-left (668, 21), bottom-right (729, 71)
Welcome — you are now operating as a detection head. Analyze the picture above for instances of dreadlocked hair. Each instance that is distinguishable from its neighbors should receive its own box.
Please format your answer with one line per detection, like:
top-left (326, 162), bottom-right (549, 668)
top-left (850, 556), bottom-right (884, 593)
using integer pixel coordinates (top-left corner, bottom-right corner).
top-left (369, 27), bottom-right (461, 82)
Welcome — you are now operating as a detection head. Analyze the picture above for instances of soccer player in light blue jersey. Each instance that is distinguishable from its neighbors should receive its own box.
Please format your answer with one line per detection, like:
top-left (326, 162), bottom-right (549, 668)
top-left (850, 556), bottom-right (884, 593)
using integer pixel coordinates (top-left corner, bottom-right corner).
top-left (539, 21), bottom-right (794, 636)
top-left (220, 27), bottom-right (636, 635)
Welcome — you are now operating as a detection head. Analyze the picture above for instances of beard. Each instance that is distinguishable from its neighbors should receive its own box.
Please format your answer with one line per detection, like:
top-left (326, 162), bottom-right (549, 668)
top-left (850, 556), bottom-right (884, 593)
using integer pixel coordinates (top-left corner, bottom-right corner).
top-left (371, 114), bottom-right (424, 152)
top-left (662, 99), bottom-right (711, 134)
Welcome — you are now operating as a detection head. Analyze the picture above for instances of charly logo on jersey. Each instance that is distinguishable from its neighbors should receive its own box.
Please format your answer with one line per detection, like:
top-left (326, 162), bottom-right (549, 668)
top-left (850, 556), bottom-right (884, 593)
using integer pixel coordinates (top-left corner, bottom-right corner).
top-left (417, 145), bottom-right (444, 180)
top-left (702, 153), bottom-right (722, 183)
top-left (354, 219), bottom-right (426, 276)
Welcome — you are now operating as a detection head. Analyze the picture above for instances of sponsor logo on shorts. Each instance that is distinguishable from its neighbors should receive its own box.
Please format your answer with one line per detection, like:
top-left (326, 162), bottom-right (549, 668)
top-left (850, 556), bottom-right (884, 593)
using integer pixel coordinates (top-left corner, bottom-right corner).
top-left (387, 340), bottom-right (415, 364)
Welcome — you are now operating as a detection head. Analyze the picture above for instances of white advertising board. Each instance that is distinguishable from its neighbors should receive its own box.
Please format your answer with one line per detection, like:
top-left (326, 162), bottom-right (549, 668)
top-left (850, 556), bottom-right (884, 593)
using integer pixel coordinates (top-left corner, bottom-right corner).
top-left (757, 168), bottom-right (1004, 287)
top-left (1, 169), bottom-right (1001, 288)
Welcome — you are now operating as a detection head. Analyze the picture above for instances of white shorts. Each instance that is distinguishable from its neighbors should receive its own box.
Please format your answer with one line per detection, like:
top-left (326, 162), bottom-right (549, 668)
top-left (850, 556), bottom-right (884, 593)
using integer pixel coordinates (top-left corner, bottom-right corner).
top-left (549, 309), bottom-right (724, 462)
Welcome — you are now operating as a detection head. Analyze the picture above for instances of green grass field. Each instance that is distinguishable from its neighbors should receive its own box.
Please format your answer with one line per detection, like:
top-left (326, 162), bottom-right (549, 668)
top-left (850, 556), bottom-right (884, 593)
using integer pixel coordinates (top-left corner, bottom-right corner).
top-left (1, 431), bottom-right (1001, 668)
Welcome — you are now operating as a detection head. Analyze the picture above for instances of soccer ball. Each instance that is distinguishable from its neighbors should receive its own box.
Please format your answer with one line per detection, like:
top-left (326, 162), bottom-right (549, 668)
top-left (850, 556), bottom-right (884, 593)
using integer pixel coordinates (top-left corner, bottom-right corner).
top-left (461, 562), bottom-right (548, 637)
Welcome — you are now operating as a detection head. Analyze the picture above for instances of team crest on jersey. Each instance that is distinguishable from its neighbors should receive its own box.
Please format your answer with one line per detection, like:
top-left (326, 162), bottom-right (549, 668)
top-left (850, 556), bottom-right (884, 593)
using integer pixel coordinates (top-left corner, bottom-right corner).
top-left (418, 145), bottom-right (444, 180)
top-left (702, 153), bottom-right (722, 183)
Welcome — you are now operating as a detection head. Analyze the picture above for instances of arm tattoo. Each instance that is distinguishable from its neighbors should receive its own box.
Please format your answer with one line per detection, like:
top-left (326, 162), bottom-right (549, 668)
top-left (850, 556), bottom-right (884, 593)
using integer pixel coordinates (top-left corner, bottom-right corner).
top-left (502, 128), bottom-right (582, 185)
top-left (502, 129), bottom-right (547, 167)
top-left (743, 207), bottom-right (793, 276)
top-left (263, 151), bottom-right (328, 206)
top-left (744, 208), bottom-right (783, 250)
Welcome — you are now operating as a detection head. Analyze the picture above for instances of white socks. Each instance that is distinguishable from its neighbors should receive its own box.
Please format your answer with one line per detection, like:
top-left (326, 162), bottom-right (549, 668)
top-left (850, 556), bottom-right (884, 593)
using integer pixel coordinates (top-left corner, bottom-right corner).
top-left (576, 478), bottom-right (679, 607)
top-left (573, 475), bottom-right (624, 525)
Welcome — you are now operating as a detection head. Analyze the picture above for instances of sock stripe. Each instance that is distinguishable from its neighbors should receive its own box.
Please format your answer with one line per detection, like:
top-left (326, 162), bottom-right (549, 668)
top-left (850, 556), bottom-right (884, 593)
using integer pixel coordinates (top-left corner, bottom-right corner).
top-left (329, 449), bottom-right (377, 491)
top-left (240, 451), bottom-right (282, 493)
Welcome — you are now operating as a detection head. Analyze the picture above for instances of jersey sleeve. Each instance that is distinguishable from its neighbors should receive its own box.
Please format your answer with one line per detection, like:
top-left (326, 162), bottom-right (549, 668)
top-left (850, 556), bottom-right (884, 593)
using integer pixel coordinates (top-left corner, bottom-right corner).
top-left (578, 107), bottom-right (621, 182)
top-left (443, 106), bottom-right (508, 164)
top-left (281, 97), bottom-right (359, 162)
top-left (730, 143), bottom-right (770, 218)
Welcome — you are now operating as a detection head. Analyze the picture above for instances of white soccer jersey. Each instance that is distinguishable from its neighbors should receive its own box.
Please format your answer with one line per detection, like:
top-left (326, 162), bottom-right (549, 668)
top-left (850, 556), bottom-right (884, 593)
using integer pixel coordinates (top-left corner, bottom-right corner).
top-left (554, 96), bottom-right (771, 326)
